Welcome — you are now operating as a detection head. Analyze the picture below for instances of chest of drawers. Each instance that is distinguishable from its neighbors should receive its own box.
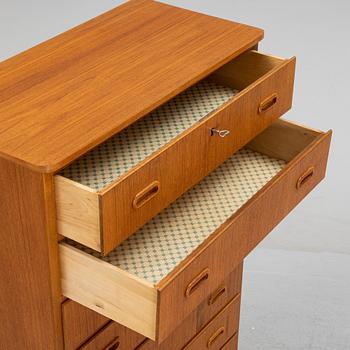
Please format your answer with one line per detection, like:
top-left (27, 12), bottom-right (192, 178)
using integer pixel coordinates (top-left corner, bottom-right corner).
top-left (0, 1), bottom-right (331, 349)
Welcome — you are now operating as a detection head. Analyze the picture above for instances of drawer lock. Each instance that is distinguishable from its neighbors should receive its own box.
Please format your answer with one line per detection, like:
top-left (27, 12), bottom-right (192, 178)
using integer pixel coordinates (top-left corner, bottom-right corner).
top-left (211, 128), bottom-right (230, 138)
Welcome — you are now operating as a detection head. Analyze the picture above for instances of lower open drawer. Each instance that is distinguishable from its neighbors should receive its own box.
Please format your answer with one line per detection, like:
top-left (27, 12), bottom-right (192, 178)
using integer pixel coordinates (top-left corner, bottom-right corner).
top-left (59, 119), bottom-right (331, 342)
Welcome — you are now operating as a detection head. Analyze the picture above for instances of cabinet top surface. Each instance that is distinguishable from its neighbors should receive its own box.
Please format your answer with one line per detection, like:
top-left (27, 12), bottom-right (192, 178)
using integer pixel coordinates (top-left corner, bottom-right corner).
top-left (0, 0), bottom-right (263, 173)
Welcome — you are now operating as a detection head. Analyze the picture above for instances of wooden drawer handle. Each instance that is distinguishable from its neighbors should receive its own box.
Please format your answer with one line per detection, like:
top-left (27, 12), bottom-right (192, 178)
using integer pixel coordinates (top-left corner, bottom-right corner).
top-left (296, 167), bottom-right (314, 189)
top-left (103, 337), bottom-right (120, 350)
top-left (133, 181), bottom-right (160, 209)
top-left (258, 93), bottom-right (278, 113)
top-left (208, 285), bottom-right (227, 305)
top-left (207, 326), bottom-right (225, 348)
top-left (185, 268), bottom-right (210, 297)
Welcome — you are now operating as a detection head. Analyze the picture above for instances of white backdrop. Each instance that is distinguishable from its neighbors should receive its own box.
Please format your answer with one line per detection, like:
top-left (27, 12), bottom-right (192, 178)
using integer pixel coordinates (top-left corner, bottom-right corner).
top-left (1, 1), bottom-right (348, 348)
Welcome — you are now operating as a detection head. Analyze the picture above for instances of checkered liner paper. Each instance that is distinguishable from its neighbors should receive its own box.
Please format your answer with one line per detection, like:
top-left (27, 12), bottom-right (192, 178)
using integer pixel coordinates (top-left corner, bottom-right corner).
top-left (68, 148), bottom-right (286, 285)
top-left (60, 80), bottom-right (238, 190)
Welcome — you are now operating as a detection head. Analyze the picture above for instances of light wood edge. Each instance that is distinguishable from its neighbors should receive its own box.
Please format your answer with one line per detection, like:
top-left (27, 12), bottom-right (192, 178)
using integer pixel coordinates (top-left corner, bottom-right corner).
top-left (55, 175), bottom-right (101, 251)
top-left (251, 49), bottom-right (286, 61)
top-left (59, 242), bottom-right (158, 340)
top-left (246, 118), bottom-right (323, 161)
top-left (43, 173), bottom-right (65, 349)
top-left (276, 118), bottom-right (324, 134)
top-left (97, 50), bottom-right (290, 195)
top-left (156, 119), bottom-right (329, 289)
top-left (207, 50), bottom-right (294, 91)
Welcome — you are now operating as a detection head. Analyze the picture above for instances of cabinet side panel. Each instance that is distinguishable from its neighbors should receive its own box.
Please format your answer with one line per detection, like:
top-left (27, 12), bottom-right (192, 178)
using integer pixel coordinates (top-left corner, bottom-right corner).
top-left (0, 158), bottom-right (63, 349)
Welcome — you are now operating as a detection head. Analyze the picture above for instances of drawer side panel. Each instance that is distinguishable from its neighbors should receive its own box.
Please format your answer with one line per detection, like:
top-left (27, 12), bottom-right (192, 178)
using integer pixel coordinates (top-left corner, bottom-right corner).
top-left (59, 243), bottom-right (158, 340)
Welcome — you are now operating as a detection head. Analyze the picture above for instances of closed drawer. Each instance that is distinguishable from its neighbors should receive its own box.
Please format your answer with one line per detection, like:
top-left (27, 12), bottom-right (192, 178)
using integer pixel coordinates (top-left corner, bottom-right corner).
top-left (62, 299), bottom-right (109, 350)
top-left (220, 334), bottom-right (238, 350)
top-left (79, 321), bottom-right (145, 350)
top-left (138, 264), bottom-right (243, 350)
top-left (55, 50), bottom-right (295, 255)
top-left (183, 295), bottom-right (240, 350)
top-left (60, 119), bottom-right (331, 342)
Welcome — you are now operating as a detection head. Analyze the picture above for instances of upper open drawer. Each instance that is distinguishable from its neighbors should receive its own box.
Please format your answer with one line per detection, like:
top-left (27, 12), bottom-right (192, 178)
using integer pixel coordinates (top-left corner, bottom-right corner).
top-left (55, 50), bottom-right (296, 254)
top-left (60, 119), bottom-right (331, 342)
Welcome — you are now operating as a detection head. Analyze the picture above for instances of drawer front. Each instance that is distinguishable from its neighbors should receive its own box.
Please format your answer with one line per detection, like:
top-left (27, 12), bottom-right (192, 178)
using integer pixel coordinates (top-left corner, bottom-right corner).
top-left (62, 299), bottom-right (109, 350)
top-left (139, 264), bottom-right (242, 350)
top-left (56, 51), bottom-right (296, 255)
top-left (80, 321), bottom-right (145, 350)
top-left (183, 295), bottom-right (240, 350)
top-left (156, 123), bottom-right (331, 341)
top-left (220, 334), bottom-right (238, 350)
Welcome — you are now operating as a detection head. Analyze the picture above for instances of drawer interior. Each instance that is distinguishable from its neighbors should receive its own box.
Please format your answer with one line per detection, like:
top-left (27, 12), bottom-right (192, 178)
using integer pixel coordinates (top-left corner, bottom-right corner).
top-left (63, 119), bottom-right (322, 285)
top-left (66, 146), bottom-right (285, 283)
top-left (58, 51), bottom-right (287, 192)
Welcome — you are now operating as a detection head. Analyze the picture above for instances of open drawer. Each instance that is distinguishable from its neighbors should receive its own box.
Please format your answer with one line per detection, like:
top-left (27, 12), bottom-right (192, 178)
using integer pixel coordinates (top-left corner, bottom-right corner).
top-left (60, 119), bottom-right (331, 342)
top-left (55, 50), bottom-right (296, 254)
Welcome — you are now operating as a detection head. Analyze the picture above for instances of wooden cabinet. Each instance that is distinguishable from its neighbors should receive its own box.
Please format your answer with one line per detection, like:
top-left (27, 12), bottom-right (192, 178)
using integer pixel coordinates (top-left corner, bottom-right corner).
top-left (0, 1), bottom-right (331, 349)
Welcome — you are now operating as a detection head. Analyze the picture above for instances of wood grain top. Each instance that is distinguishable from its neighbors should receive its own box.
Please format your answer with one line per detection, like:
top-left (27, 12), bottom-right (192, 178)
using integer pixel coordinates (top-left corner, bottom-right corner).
top-left (0, 0), bottom-right (263, 173)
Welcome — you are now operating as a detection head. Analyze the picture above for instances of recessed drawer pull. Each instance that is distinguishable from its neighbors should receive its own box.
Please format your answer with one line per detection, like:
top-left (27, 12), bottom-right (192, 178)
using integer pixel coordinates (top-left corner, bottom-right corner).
top-left (296, 167), bottom-right (314, 189)
top-left (207, 326), bottom-right (225, 348)
top-left (258, 93), bottom-right (278, 113)
top-left (133, 181), bottom-right (160, 209)
top-left (103, 336), bottom-right (120, 350)
top-left (208, 285), bottom-right (227, 305)
top-left (185, 268), bottom-right (210, 297)
top-left (211, 128), bottom-right (230, 138)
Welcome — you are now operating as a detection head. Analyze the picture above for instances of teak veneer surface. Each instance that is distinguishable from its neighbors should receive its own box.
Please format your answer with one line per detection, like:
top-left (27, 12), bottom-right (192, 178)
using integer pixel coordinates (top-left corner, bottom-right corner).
top-left (0, 0), bottom-right (263, 173)
top-left (0, 158), bottom-right (63, 349)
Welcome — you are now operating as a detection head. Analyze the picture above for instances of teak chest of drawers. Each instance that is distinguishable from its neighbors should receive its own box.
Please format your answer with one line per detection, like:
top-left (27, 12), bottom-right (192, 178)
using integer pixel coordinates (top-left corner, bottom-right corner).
top-left (0, 1), bottom-right (331, 349)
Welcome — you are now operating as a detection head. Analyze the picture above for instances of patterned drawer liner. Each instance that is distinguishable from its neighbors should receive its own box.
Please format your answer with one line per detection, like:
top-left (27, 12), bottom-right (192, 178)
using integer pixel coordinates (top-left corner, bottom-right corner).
top-left (67, 148), bottom-right (286, 284)
top-left (60, 80), bottom-right (237, 190)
